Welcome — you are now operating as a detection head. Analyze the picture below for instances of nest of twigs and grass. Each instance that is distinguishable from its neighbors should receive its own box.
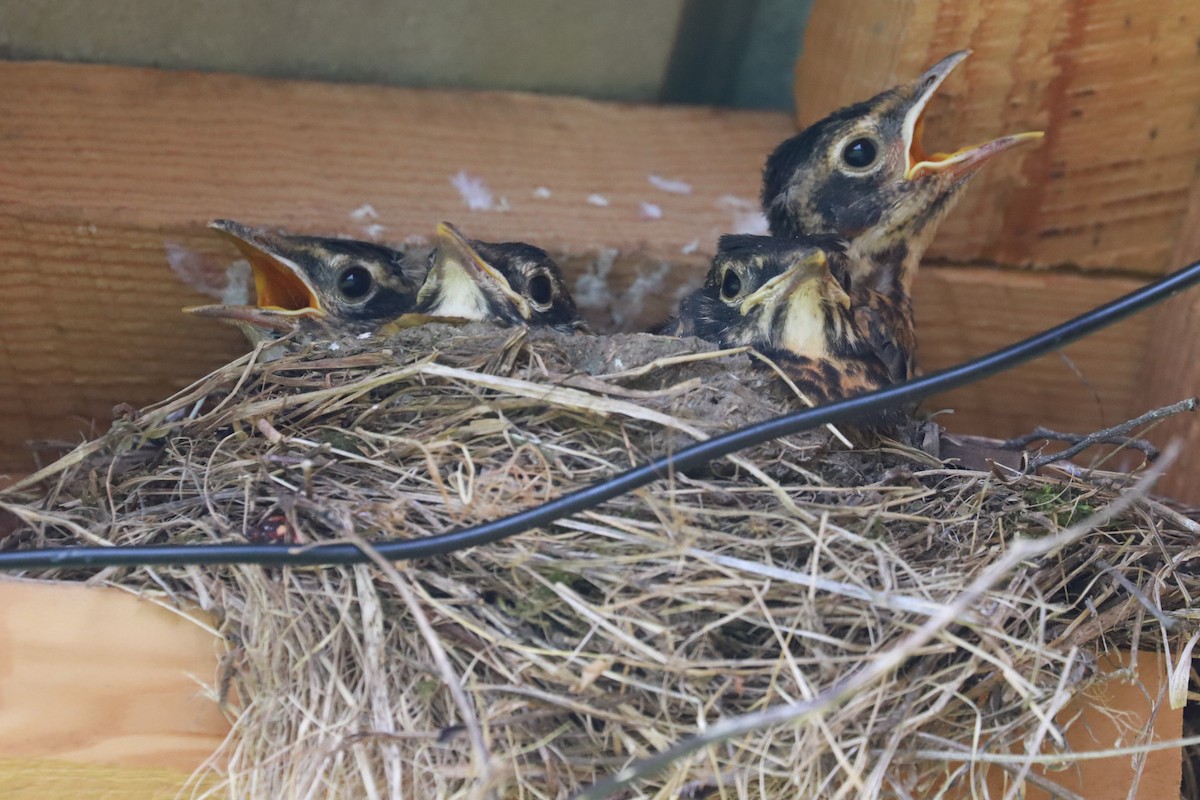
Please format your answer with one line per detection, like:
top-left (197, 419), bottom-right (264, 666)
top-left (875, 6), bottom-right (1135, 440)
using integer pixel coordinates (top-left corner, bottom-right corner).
top-left (2, 323), bottom-right (1197, 799)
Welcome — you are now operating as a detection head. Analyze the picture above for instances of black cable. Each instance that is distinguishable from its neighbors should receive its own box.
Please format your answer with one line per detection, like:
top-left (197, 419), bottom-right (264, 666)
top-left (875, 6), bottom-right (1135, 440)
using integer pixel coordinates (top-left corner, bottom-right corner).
top-left (4, 259), bottom-right (1200, 571)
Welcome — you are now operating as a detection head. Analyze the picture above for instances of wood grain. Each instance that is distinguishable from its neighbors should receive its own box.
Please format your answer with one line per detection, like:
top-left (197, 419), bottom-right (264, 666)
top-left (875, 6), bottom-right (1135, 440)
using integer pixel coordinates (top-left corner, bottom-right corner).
top-left (0, 62), bottom-right (785, 255)
top-left (796, 0), bottom-right (1200, 274)
top-left (983, 650), bottom-right (1181, 800)
top-left (1139, 175), bottom-right (1200, 503)
top-left (0, 759), bottom-right (209, 800)
top-left (915, 266), bottom-right (1152, 439)
top-left (0, 578), bottom-right (228, 773)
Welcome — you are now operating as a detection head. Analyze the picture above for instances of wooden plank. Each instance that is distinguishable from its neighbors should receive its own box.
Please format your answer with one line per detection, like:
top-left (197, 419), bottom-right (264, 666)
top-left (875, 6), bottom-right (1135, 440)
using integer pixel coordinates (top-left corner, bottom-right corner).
top-left (0, 759), bottom-right (209, 800)
top-left (982, 650), bottom-right (1181, 800)
top-left (796, 0), bottom-right (1200, 274)
top-left (914, 267), bottom-right (1152, 440)
top-left (0, 62), bottom-right (785, 255)
top-left (1139, 177), bottom-right (1200, 503)
top-left (0, 578), bottom-right (228, 774)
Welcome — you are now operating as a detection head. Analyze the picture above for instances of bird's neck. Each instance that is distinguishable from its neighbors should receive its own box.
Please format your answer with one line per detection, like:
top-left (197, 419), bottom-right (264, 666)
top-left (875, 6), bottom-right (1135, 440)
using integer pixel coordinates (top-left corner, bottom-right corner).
top-left (847, 225), bottom-right (935, 294)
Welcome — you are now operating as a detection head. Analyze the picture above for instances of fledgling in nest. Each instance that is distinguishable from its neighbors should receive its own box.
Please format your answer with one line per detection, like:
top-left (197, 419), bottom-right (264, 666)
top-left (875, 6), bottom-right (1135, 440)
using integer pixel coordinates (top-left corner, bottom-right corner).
top-left (186, 219), bottom-right (421, 342)
top-left (413, 221), bottom-right (586, 333)
top-left (762, 50), bottom-right (1042, 294)
top-left (666, 234), bottom-right (915, 411)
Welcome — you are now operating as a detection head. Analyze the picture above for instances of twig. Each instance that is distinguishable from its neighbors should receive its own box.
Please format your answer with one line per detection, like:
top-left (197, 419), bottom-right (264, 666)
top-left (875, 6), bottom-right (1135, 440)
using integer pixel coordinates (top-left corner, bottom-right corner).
top-left (572, 444), bottom-right (1179, 800)
top-left (1003, 427), bottom-right (1159, 462)
top-left (1094, 556), bottom-right (1176, 631)
top-left (905, 732), bottom-right (1200, 764)
top-left (1137, 496), bottom-right (1200, 535)
top-left (1005, 398), bottom-right (1196, 472)
top-left (337, 519), bottom-right (494, 796)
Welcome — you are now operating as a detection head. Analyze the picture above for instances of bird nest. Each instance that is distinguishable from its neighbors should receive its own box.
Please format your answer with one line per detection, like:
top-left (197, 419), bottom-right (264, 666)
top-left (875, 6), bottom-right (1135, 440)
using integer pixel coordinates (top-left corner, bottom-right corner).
top-left (2, 323), bottom-right (1197, 799)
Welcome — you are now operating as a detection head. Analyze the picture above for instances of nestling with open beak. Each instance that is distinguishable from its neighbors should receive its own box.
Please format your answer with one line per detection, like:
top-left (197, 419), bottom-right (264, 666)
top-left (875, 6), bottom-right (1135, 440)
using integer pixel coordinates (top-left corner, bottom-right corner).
top-left (414, 222), bottom-right (585, 332)
top-left (762, 49), bottom-right (1043, 294)
top-left (668, 234), bottom-right (915, 407)
top-left (186, 219), bottom-right (421, 342)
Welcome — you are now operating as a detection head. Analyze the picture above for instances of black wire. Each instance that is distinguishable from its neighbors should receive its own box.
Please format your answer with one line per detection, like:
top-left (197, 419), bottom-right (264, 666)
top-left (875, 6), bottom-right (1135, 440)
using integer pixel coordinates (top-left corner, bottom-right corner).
top-left (4, 259), bottom-right (1200, 570)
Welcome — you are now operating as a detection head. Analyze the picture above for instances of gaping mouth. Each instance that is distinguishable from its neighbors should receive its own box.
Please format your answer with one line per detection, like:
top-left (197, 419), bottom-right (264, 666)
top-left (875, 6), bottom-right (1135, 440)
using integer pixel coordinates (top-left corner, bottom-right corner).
top-left (184, 219), bottom-right (325, 332)
top-left (903, 50), bottom-right (1043, 180)
top-left (421, 222), bottom-right (530, 320)
top-left (740, 248), bottom-right (828, 315)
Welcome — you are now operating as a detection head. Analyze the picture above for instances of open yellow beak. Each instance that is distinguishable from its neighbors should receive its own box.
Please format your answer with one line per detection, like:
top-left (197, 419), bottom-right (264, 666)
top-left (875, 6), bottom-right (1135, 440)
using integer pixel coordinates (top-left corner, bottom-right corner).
top-left (740, 249), bottom-right (829, 315)
top-left (183, 220), bottom-right (326, 330)
top-left (423, 222), bottom-right (530, 320)
top-left (902, 50), bottom-right (1043, 180)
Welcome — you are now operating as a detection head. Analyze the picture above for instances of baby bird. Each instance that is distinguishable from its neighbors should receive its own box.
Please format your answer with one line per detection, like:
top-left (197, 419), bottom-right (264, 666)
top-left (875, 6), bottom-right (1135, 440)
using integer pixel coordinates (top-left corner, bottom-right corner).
top-left (671, 234), bottom-right (915, 406)
top-left (762, 50), bottom-right (1042, 294)
top-left (414, 222), bottom-right (584, 332)
top-left (186, 219), bottom-right (420, 340)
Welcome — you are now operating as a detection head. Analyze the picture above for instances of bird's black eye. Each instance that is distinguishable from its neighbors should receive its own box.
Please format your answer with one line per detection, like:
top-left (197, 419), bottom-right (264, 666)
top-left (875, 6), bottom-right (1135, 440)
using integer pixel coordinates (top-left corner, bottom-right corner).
top-left (720, 269), bottom-right (742, 301)
top-left (842, 137), bottom-right (878, 170)
top-left (528, 272), bottom-right (553, 308)
top-left (337, 266), bottom-right (373, 300)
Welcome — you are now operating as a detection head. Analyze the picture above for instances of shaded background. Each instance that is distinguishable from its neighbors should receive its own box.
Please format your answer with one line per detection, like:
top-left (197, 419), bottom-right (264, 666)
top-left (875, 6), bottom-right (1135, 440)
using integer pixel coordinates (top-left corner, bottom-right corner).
top-left (0, 0), bottom-right (812, 109)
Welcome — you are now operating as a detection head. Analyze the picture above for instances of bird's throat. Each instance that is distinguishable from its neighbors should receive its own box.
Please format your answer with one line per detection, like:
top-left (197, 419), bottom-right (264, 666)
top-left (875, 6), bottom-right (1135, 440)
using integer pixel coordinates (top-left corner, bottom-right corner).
top-left (847, 231), bottom-right (928, 294)
top-left (425, 262), bottom-right (491, 320)
top-left (773, 287), bottom-right (830, 359)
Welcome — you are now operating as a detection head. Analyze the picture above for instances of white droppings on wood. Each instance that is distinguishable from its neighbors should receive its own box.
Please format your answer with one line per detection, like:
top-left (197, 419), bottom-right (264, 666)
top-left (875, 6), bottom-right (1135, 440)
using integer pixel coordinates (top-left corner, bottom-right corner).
top-left (680, 238), bottom-right (700, 255)
top-left (450, 171), bottom-right (495, 211)
top-left (717, 195), bottom-right (769, 235)
top-left (612, 262), bottom-right (671, 329)
top-left (647, 174), bottom-right (692, 194)
top-left (349, 203), bottom-right (379, 221)
top-left (222, 261), bottom-right (253, 305)
top-left (532, 186), bottom-right (552, 199)
top-left (639, 202), bottom-right (663, 221)
top-left (573, 248), bottom-right (618, 309)
top-left (362, 223), bottom-right (387, 241)
top-left (164, 241), bottom-right (224, 298)
top-left (586, 194), bottom-right (610, 207)
top-left (403, 234), bottom-right (431, 247)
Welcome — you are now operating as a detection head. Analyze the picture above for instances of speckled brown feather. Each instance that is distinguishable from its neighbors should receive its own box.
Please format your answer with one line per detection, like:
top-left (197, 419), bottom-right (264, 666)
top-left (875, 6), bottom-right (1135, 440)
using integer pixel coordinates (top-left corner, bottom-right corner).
top-left (761, 51), bottom-right (1041, 296)
top-left (667, 235), bottom-right (915, 419)
top-left (852, 283), bottom-right (917, 384)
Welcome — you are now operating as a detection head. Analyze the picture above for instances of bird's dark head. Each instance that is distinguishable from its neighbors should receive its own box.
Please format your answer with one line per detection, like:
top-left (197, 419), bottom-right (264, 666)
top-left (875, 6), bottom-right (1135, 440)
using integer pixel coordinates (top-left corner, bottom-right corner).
top-left (685, 234), bottom-right (854, 358)
top-left (417, 222), bottom-right (584, 332)
top-left (186, 219), bottom-right (418, 336)
top-left (763, 50), bottom-right (1042, 290)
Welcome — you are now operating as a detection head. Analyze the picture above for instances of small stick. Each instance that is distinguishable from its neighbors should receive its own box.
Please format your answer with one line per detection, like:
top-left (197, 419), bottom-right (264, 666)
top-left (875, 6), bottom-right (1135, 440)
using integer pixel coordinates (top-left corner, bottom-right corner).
top-left (1094, 556), bottom-right (1175, 632)
top-left (999, 398), bottom-right (1196, 472)
top-left (1001, 427), bottom-right (1160, 462)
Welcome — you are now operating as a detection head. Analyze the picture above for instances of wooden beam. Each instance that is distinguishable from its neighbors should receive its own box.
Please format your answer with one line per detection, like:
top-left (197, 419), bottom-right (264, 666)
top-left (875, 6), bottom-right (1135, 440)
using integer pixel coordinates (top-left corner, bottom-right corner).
top-left (1138, 168), bottom-right (1200, 503)
top-left (0, 578), bottom-right (227, 795)
top-left (0, 62), bottom-right (785, 256)
top-left (914, 266), bottom-right (1151, 440)
top-left (983, 650), bottom-right (1181, 800)
top-left (796, 0), bottom-right (1200, 274)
